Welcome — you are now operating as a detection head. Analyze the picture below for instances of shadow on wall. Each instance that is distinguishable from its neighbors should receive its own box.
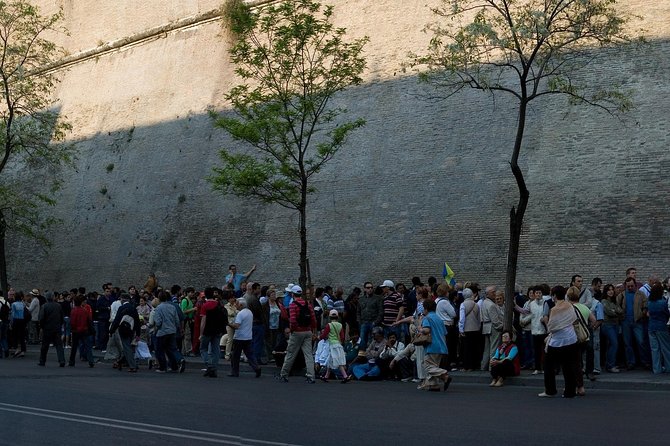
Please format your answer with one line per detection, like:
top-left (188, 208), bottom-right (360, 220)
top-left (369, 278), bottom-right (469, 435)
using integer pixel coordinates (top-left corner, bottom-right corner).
top-left (6, 38), bottom-right (670, 291)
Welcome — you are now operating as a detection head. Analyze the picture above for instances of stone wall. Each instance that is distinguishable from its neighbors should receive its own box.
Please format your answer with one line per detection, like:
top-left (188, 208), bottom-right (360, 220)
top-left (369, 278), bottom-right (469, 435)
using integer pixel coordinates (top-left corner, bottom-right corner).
top-left (10, 0), bottom-right (670, 291)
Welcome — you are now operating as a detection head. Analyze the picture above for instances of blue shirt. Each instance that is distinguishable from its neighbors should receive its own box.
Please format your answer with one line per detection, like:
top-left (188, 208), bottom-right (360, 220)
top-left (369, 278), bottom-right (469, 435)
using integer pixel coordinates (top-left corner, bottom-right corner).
top-left (647, 299), bottom-right (669, 332)
top-left (225, 273), bottom-right (247, 292)
top-left (422, 312), bottom-right (447, 355)
top-left (11, 301), bottom-right (25, 320)
top-left (592, 301), bottom-right (604, 322)
top-left (625, 291), bottom-right (635, 323)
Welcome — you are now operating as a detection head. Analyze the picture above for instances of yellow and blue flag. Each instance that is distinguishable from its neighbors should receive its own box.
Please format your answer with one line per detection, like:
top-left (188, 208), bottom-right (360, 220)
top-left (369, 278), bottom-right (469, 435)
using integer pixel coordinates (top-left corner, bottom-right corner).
top-left (442, 262), bottom-right (455, 286)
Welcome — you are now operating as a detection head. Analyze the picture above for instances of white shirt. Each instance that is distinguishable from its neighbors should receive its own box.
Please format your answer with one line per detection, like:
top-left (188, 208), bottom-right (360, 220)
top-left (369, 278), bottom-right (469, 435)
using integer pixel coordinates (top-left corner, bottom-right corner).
top-left (436, 297), bottom-right (456, 325)
top-left (233, 308), bottom-right (253, 340)
top-left (110, 300), bottom-right (122, 322)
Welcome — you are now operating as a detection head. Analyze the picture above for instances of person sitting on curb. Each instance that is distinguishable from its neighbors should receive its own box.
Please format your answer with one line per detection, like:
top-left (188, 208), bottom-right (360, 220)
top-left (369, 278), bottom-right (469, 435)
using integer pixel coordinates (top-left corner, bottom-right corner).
top-left (489, 330), bottom-right (520, 387)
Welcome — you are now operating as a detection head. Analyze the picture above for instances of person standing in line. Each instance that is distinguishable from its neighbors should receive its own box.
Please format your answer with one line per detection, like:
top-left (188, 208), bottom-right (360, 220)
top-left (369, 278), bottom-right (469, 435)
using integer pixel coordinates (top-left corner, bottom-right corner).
top-left (357, 282), bottom-right (382, 353)
top-left (38, 292), bottom-right (65, 367)
top-left (539, 286), bottom-right (580, 398)
top-left (68, 295), bottom-right (95, 368)
top-left (225, 264), bottom-right (257, 297)
top-left (10, 291), bottom-right (28, 357)
top-left (223, 289), bottom-right (238, 360)
top-left (0, 293), bottom-right (11, 358)
top-left (277, 285), bottom-right (317, 384)
top-left (27, 291), bottom-right (40, 345)
top-left (200, 287), bottom-right (228, 378)
top-left (647, 283), bottom-right (670, 374)
top-left (151, 291), bottom-right (182, 373)
top-left (601, 284), bottom-right (623, 373)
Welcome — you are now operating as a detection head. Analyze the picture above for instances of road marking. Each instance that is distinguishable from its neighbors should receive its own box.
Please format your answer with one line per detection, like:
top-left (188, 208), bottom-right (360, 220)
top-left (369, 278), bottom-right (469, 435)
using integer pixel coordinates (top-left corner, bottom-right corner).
top-left (0, 402), bottom-right (300, 446)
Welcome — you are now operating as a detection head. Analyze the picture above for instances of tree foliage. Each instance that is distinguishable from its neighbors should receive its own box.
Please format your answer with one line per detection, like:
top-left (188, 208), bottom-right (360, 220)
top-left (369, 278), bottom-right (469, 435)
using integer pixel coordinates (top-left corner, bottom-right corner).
top-left (210, 0), bottom-right (368, 287)
top-left (410, 0), bottom-right (638, 330)
top-left (0, 1), bottom-right (75, 292)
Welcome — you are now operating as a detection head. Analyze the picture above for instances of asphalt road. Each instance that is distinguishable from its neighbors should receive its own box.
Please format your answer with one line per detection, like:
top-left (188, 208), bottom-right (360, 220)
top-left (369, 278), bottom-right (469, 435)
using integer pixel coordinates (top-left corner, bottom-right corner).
top-left (1, 352), bottom-right (668, 446)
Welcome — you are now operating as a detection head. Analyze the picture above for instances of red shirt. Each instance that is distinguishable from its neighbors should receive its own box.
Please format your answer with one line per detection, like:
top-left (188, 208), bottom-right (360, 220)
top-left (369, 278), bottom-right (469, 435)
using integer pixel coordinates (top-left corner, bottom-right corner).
top-left (70, 306), bottom-right (91, 334)
top-left (289, 298), bottom-right (316, 332)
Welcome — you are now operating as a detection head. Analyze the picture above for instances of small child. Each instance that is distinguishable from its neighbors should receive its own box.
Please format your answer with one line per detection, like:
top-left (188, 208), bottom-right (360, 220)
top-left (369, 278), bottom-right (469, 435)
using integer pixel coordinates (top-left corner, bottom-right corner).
top-left (319, 310), bottom-right (352, 383)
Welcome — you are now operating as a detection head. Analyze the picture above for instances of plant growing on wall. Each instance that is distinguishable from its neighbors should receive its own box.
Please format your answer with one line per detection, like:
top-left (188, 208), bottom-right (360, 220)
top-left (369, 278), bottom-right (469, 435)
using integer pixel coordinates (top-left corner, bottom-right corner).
top-left (0, 1), bottom-right (75, 293)
top-left (210, 0), bottom-right (368, 288)
top-left (410, 0), bottom-right (638, 330)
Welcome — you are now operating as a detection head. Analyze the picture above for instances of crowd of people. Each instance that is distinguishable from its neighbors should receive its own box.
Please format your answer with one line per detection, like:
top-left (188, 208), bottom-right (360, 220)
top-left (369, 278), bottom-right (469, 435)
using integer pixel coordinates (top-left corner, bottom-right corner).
top-left (1, 265), bottom-right (669, 397)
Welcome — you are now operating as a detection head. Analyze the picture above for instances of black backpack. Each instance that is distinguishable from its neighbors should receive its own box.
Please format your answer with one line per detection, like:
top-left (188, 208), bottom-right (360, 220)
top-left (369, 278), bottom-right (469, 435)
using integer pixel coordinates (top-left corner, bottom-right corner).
top-left (118, 314), bottom-right (135, 338)
top-left (0, 300), bottom-right (9, 322)
top-left (295, 301), bottom-right (311, 327)
top-left (204, 303), bottom-right (226, 336)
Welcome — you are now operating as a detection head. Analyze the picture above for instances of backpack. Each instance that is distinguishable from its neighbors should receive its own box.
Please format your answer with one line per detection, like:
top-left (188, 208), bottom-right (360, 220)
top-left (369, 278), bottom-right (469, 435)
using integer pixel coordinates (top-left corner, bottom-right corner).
top-left (118, 314), bottom-right (135, 338)
top-left (204, 303), bottom-right (226, 335)
top-left (295, 300), bottom-right (311, 327)
top-left (0, 300), bottom-right (9, 322)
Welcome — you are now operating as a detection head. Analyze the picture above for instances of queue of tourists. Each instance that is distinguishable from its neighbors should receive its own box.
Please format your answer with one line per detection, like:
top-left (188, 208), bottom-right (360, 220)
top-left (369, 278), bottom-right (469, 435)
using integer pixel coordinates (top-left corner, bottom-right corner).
top-left (1, 266), bottom-right (669, 397)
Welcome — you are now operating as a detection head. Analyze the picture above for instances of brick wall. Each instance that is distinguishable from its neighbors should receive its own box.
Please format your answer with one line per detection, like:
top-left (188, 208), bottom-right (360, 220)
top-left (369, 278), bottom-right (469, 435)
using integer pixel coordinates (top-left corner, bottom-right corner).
top-left (10, 0), bottom-right (670, 291)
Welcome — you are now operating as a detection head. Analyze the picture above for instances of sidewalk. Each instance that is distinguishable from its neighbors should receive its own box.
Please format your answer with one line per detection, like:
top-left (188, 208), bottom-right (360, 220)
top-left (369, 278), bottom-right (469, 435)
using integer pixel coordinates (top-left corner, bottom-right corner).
top-left (445, 368), bottom-right (670, 391)
top-left (53, 348), bottom-right (670, 391)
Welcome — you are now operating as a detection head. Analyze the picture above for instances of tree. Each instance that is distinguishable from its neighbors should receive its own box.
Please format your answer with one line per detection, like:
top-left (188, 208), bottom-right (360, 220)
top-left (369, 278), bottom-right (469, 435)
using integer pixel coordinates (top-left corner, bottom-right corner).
top-left (411, 0), bottom-right (638, 330)
top-left (0, 1), bottom-right (75, 293)
top-left (209, 0), bottom-right (368, 289)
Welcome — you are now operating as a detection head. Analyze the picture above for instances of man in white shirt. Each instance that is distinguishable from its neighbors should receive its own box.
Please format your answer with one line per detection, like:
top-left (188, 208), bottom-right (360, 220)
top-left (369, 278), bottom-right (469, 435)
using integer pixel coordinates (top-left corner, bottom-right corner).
top-left (229, 298), bottom-right (261, 378)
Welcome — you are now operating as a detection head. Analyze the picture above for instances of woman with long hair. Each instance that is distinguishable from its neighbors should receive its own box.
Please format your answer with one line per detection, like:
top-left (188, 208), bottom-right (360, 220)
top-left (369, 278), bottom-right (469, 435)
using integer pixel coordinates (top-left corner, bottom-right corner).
top-left (647, 283), bottom-right (670, 374)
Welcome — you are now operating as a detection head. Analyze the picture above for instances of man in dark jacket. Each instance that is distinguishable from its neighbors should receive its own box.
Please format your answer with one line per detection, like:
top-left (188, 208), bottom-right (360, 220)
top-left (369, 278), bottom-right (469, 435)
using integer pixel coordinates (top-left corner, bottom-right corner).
top-left (109, 293), bottom-right (141, 372)
top-left (38, 292), bottom-right (65, 367)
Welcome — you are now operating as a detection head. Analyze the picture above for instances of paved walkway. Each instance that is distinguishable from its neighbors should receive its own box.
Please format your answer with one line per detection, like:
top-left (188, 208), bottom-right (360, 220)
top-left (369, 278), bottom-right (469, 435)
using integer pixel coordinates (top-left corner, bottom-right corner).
top-left (445, 368), bottom-right (670, 391)
top-left (33, 346), bottom-right (669, 392)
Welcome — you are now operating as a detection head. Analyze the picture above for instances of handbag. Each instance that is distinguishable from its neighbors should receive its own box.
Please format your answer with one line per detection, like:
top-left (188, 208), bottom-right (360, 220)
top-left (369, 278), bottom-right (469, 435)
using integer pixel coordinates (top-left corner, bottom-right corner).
top-left (412, 331), bottom-right (432, 347)
top-left (573, 306), bottom-right (590, 343)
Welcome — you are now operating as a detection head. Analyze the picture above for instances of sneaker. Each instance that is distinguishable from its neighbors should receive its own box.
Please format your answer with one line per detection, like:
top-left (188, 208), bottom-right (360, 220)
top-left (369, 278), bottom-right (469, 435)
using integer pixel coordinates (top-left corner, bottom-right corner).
top-left (178, 359), bottom-right (186, 374)
top-left (593, 369), bottom-right (601, 375)
top-left (155, 369), bottom-right (166, 373)
top-left (538, 392), bottom-right (555, 398)
top-left (276, 375), bottom-right (289, 383)
top-left (401, 377), bottom-right (412, 382)
top-left (411, 378), bottom-right (421, 383)
top-left (305, 377), bottom-right (316, 384)
top-left (531, 370), bottom-right (541, 375)
top-left (607, 367), bottom-right (621, 373)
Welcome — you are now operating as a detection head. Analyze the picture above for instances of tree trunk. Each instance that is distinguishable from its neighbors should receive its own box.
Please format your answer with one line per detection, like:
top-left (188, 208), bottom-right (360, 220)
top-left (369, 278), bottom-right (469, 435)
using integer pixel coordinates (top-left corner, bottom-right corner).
top-left (0, 210), bottom-right (7, 295)
top-left (504, 99), bottom-right (530, 333)
top-left (298, 179), bottom-right (308, 290)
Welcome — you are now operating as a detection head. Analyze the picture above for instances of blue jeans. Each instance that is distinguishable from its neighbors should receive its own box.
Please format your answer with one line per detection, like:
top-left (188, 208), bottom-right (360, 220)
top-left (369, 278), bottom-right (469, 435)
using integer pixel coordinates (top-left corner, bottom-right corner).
top-left (601, 324), bottom-right (618, 370)
top-left (359, 322), bottom-right (374, 351)
top-left (649, 329), bottom-right (670, 374)
top-left (96, 320), bottom-right (109, 350)
top-left (252, 324), bottom-right (266, 363)
top-left (156, 333), bottom-right (179, 371)
top-left (520, 330), bottom-right (534, 367)
top-left (200, 334), bottom-right (222, 371)
top-left (622, 319), bottom-right (650, 366)
top-left (70, 332), bottom-right (93, 366)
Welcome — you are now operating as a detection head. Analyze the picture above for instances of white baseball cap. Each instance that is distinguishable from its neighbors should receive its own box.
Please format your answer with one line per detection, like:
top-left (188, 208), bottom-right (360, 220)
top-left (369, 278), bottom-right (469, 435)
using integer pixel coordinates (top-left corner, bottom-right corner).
top-left (381, 280), bottom-right (394, 288)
